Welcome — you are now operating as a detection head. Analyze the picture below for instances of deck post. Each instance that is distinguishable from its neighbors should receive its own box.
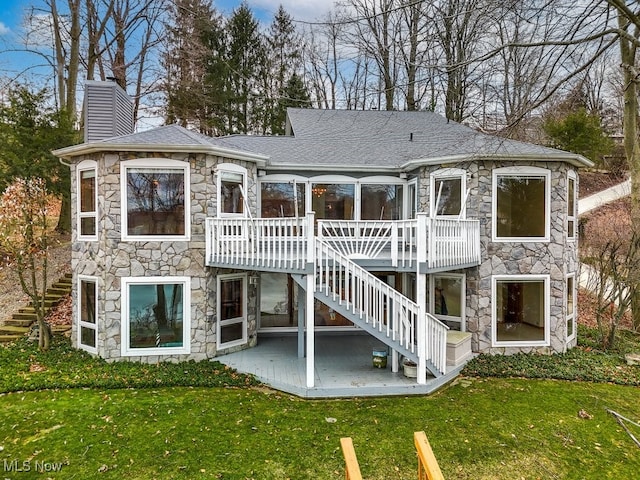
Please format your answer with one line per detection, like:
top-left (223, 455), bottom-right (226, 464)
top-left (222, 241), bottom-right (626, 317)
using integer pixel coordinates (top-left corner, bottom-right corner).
top-left (305, 272), bottom-right (315, 388)
top-left (298, 286), bottom-right (305, 358)
top-left (416, 214), bottom-right (428, 385)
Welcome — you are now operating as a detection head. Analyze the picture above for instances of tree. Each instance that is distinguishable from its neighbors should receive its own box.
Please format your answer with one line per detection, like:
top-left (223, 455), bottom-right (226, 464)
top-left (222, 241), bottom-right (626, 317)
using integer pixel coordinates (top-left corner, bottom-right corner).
top-left (0, 85), bottom-right (77, 232)
top-left (0, 178), bottom-right (53, 350)
top-left (226, 3), bottom-right (265, 134)
top-left (544, 108), bottom-right (613, 163)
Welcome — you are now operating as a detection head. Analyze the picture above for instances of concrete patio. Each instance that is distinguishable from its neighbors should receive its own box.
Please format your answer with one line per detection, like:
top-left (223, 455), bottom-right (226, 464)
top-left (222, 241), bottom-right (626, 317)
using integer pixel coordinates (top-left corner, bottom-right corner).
top-left (217, 333), bottom-right (467, 398)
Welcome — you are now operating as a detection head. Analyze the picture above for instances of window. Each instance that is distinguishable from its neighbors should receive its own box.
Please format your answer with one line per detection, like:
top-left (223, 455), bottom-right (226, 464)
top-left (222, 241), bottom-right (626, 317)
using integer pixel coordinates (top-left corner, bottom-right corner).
top-left (121, 159), bottom-right (189, 240)
top-left (217, 164), bottom-right (247, 217)
top-left (260, 182), bottom-right (305, 217)
top-left (361, 184), bottom-right (403, 220)
top-left (122, 277), bottom-right (191, 356)
top-left (218, 274), bottom-right (247, 349)
top-left (259, 273), bottom-right (297, 329)
top-left (78, 276), bottom-right (98, 353)
top-left (492, 275), bottom-right (549, 347)
top-left (77, 160), bottom-right (97, 239)
top-left (407, 179), bottom-right (417, 219)
top-left (493, 167), bottom-right (550, 241)
top-left (567, 172), bottom-right (577, 239)
top-left (567, 274), bottom-right (576, 340)
top-left (312, 183), bottom-right (355, 220)
top-left (430, 274), bottom-right (465, 330)
top-left (430, 169), bottom-right (466, 217)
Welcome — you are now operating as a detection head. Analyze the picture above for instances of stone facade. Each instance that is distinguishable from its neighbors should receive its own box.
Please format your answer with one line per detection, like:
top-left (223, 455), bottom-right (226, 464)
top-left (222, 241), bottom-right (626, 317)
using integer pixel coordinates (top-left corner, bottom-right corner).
top-left (70, 151), bottom-right (259, 362)
top-left (417, 160), bottom-right (578, 354)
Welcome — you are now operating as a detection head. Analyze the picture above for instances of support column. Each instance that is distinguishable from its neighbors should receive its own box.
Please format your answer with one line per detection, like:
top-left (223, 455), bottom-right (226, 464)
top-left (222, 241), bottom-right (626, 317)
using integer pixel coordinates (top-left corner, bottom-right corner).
top-left (416, 272), bottom-right (427, 385)
top-left (305, 273), bottom-right (315, 388)
top-left (297, 283), bottom-right (305, 358)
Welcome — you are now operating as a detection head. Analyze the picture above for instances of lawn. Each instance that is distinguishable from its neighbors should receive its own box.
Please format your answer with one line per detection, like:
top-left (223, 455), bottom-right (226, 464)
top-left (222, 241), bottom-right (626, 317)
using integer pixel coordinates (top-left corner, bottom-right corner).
top-left (1, 337), bottom-right (640, 479)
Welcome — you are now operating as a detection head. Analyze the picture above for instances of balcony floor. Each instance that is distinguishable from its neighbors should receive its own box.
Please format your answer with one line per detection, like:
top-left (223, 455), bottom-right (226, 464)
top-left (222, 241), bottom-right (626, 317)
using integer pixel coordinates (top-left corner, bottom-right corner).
top-left (216, 333), bottom-right (467, 398)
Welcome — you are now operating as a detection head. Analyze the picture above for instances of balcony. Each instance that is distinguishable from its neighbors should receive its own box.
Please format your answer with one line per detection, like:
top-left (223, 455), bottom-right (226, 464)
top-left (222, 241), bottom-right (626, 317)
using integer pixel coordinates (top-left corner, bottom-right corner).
top-left (205, 213), bottom-right (481, 274)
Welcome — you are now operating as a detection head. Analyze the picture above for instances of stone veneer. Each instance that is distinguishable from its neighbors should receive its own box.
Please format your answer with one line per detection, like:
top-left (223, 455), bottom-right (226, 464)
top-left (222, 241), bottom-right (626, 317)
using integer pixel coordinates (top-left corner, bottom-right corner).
top-left (70, 151), bottom-right (259, 362)
top-left (417, 160), bottom-right (578, 355)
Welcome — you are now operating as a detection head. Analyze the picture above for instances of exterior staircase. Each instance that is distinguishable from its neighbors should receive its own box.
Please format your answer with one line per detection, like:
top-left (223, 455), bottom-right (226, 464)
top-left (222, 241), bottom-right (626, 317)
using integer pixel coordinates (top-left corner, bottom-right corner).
top-left (292, 239), bottom-right (449, 378)
top-left (0, 273), bottom-right (72, 343)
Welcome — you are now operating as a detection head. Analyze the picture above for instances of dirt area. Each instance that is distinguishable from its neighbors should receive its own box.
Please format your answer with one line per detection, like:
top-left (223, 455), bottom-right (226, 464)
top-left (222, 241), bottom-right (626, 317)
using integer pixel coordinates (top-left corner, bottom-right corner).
top-left (0, 234), bottom-right (71, 326)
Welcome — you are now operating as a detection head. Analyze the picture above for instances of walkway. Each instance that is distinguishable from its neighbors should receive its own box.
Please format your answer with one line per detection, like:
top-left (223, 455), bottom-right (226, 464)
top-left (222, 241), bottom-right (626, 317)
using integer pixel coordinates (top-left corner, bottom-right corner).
top-left (578, 178), bottom-right (630, 215)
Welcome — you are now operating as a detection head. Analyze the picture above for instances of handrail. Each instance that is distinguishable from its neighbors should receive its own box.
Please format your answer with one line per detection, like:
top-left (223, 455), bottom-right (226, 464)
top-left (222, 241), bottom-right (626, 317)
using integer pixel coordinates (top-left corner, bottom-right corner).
top-left (316, 238), bottom-right (418, 355)
top-left (414, 431), bottom-right (445, 480)
top-left (340, 437), bottom-right (363, 480)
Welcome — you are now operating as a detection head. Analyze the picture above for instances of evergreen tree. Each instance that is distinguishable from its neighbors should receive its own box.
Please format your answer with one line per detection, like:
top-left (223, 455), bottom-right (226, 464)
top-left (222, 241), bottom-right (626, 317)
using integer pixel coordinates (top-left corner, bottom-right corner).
top-left (163, 0), bottom-right (225, 135)
top-left (226, 3), bottom-right (266, 134)
top-left (265, 6), bottom-right (305, 134)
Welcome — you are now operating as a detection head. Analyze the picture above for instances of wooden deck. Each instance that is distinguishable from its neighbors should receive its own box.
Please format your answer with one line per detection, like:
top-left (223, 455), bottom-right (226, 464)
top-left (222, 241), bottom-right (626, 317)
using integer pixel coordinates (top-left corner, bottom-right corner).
top-left (217, 333), bottom-right (467, 398)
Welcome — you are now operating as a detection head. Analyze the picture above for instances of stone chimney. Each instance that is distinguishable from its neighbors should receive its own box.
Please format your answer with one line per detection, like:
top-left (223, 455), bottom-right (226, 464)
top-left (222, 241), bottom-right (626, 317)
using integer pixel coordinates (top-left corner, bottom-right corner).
top-left (83, 80), bottom-right (134, 143)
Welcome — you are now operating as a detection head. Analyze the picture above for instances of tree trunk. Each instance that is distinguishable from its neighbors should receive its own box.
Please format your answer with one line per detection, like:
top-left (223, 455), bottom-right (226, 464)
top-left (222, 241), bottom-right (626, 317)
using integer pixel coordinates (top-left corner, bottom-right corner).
top-left (56, 191), bottom-right (71, 233)
top-left (618, 12), bottom-right (640, 329)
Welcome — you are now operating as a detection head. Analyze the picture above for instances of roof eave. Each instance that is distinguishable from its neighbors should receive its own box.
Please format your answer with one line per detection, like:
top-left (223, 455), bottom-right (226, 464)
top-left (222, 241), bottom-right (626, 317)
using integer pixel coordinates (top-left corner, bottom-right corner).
top-left (52, 142), bottom-right (269, 166)
top-left (262, 163), bottom-right (401, 173)
top-left (400, 152), bottom-right (594, 170)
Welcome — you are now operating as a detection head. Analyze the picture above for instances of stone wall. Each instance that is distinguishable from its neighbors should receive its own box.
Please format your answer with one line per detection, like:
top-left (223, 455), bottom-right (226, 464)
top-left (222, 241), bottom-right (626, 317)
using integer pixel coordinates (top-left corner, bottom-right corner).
top-left (70, 151), bottom-right (259, 362)
top-left (418, 160), bottom-right (579, 354)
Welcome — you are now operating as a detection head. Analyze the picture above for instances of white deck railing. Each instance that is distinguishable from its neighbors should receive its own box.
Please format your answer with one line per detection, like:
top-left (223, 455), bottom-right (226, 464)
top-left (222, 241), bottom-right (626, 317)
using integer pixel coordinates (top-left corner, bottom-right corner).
top-left (206, 214), bottom-right (480, 271)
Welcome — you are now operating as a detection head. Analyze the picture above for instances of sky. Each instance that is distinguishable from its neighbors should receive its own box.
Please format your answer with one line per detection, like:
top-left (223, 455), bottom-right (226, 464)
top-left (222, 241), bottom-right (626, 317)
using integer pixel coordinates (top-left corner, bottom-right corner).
top-left (0, 0), bottom-right (336, 87)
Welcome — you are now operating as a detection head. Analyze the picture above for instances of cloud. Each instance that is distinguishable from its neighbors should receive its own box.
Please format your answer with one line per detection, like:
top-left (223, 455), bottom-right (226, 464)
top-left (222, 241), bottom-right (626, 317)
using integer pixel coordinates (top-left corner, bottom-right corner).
top-left (0, 21), bottom-right (10, 35)
top-left (247, 0), bottom-right (336, 22)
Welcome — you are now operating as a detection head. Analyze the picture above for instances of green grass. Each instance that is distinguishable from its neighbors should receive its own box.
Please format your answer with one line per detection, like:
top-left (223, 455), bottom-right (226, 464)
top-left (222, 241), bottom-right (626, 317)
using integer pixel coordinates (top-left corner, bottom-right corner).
top-left (1, 334), bottom-right (640, 479)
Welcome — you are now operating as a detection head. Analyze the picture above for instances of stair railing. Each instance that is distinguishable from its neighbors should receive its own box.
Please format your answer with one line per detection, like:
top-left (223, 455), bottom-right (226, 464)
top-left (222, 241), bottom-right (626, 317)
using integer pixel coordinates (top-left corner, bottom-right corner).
top-left (315, 238), bottom-right (418, 355)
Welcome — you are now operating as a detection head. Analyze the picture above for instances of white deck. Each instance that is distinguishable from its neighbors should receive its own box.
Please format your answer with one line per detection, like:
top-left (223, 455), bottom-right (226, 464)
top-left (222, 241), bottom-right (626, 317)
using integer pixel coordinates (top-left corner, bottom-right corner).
top-left (217, 333), bottom-right (467, 398)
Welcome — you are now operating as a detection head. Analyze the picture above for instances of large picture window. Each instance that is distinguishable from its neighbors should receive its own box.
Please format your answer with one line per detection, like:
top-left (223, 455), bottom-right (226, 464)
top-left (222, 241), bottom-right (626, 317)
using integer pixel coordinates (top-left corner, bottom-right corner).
top-left (121, 159), bottom-right (189, 240)
top-left (77, 161), bottom-right (97, 239)
top-left (261, 182), bottom-right (305, 217)
top-left (493, 167), bottom-right (550, 241)
top-left (218, 274), bottom-right (247, 349)
top-left (312, 183), bottom-right (355, 220)
top-left (78, 276), bottom-right (98, 353)
top-left (492, 275), bottom-right (549, 347)
top-left (122, 277), bottom-right (190, 356)
top-left (361, 184), bottom-right (403, 220)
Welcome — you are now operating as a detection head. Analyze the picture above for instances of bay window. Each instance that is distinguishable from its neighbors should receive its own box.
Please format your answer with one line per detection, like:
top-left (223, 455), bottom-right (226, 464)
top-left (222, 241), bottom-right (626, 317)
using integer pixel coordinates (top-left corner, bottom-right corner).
top-left (78, 276), bottom-right (98, 353)
top-left (78, 160), bottom-right (97, 239)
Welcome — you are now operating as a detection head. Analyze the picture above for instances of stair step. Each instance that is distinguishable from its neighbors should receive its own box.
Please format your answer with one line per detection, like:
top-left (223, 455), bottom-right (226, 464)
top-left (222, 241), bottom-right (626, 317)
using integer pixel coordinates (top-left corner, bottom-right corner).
top-left (47, 287), bottom-right (70, 296)
top-left (0, 325), bottom-right (29, 334)
top-left (12, 312), bottom-right (38, 321)
top-left (5, 318), bottom-right (34, 327)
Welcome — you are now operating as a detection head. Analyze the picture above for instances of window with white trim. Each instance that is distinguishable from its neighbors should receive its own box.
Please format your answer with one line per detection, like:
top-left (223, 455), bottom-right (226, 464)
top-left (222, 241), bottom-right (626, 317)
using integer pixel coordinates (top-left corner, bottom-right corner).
top-left (493, 167), bottom-right (550, 241)
top-left (567, 172), bottom-right (577, 240)
top-left (77, 160), bottom-right (97, 239)
top-left (122, 277), bottom-right (191, 356)
top-left (430, 169), bottom-right (466, 218)
top-left (566, 274), bottom-right (576, 340)
top-left (218, 274), bottom-right (247, 349)
top-left (121, 159), bottom-right (189, 240)
top-left (430, 273), bottom-right (465, 330)
top-left (217, 164), bottom-right (247, 217)
top-left (78, 276), bottom-right (98, 353)
top-left (492, 275), bottom-right (550, 347)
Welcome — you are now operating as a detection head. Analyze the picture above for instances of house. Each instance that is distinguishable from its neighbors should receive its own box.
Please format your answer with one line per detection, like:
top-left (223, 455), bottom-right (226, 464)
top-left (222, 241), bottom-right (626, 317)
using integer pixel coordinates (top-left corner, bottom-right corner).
top-left (53, 81), bottom-right (592, 395)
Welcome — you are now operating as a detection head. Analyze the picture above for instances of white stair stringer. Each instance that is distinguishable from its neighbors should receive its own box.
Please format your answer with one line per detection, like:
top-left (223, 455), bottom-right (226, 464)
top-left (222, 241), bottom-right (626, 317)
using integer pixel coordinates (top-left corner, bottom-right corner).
top-left (292, 239), bottom-right (449, 378)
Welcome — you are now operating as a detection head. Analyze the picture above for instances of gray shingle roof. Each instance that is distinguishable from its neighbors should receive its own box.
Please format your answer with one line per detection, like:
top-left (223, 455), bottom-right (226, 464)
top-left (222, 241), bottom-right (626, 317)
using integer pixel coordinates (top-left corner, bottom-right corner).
top-left (54, 109), bottom-right (592, 169)
top-left (214, 109), bottom-right (590, 169)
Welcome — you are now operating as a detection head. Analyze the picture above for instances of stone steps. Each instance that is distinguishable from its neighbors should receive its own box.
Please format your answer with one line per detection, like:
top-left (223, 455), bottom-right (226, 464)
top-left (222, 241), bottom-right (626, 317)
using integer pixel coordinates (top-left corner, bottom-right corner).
top-left (0, 273), bottom-right (73, 343)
